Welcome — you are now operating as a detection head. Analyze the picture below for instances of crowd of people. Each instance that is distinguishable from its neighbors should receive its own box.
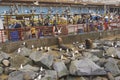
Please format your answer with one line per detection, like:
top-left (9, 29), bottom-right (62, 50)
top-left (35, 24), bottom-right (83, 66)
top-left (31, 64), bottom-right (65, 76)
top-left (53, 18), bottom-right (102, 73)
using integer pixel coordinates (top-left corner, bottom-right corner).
top-left (0, 12), bottom-right (120, 42)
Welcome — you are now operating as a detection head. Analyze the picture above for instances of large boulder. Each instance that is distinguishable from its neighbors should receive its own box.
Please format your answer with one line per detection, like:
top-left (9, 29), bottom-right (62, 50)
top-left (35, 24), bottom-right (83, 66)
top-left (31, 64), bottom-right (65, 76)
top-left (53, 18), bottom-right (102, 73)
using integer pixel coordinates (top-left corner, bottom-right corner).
top-left (0, 67), bottom-right (3, 74)
top-left (53, 61), bottom-right (69, 78)
top-left (106, 47), bottom-right (117, 57)
top-left (8, 71), bottom-right (37, 80)
top-left (29, 51), bottom-right (42, 61)
top-left (19, 64), bottom-right (39, 72)
top-left (0, 51), bottom-right (10, 62)
top-left (43, 70), bottom-right (57, 80)
top-left (30, 53), bottom-right (53, 69)
top-left (116, 48), bottom-right (120, 58)
top-left (69, 58), bottom-right (106, 76)
top-left (83, 52), bottom-right (100, 62)
top-left (115, 76), bottom-right (120, 80)
top-left (10, 55), bottom-right (31, 68)
top-left (8, 71), bottom-right (24, 80)
top-left (93, 77), bottom-right (108, 80)
top-left (66, 76), bottom-right (86, 80)
top-left (19, 47), bottom-right (32, 57)
top-left (89, 49), bottom-right (104, 58)
top-left (105, 58), bottom-right (120, 76)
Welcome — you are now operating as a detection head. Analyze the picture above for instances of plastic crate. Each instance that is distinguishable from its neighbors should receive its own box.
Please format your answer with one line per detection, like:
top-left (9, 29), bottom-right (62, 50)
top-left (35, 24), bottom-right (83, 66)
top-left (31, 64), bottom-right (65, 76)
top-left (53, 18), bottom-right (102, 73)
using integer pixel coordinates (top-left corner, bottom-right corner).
top-left (10, 31), bottom-right (19, 41)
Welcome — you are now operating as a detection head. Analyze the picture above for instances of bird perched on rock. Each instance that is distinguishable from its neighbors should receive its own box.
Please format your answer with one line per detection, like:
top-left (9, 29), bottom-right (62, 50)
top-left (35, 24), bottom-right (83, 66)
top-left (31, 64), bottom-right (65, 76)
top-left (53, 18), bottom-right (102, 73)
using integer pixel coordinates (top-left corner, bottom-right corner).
top-left (31, 45), bottom-right (35, 49)
top-left (20, 64), bottom-right (23, 69)
top-left (17, 48), bottom-right (21, 53)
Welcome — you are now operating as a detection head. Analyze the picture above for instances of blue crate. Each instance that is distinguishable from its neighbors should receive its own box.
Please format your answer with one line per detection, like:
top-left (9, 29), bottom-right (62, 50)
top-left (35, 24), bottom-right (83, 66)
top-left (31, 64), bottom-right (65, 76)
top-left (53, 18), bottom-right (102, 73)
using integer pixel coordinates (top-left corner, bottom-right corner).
top-left (10, 31), bottom-right (19, 41)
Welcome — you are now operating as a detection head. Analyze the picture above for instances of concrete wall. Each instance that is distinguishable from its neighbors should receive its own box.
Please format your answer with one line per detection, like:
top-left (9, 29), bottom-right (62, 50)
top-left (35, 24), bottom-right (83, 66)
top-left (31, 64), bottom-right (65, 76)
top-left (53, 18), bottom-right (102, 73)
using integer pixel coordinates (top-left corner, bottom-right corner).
top-left (1, 29), bottom-right (120, 53)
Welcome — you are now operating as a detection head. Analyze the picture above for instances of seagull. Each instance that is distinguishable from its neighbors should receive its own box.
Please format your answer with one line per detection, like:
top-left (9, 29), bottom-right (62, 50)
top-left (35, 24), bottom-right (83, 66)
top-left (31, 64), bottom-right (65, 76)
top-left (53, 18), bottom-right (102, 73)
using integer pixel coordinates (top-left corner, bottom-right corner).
top-left (60, 55), bottom-right (64, 60)
top-left (17, 48), bottom-right (21, 53)
top-left (74, 50), bottom-right (79, 54)
top-left (23, 42), bottom-right (26, 46)
top-left (37, 74), bottom-right (42, 80)
top-left (36, 47), bottom-right (40, 51)
top-left (102, 53), bottom-right (105, 57)
top-left (59, 48), bottom-right (62, 52)
top-left (40, 47), bottom-right (43, 51)
top-left (79, 44), bottom-right (84, 49)
top-left (66, 49), bottom-right (69, 53)
top-left (72, 52), bottom-right (75, 58)
top-left (73, 42), bottom-right (75, 45)
top-left (20, 64), bottom-right (23, 69)
top-left (71, 48), bottom-right (74, 51)
top-left (40, 67), bottom-right (43, 72)
top-left (46, 47), bottom-right (50, 52)
top-left (32, 45), bottom-right (35, 49)
top-left (111, 54), bottom-right (114, 58)
top-left (44, 46), bottom-right (47, 50)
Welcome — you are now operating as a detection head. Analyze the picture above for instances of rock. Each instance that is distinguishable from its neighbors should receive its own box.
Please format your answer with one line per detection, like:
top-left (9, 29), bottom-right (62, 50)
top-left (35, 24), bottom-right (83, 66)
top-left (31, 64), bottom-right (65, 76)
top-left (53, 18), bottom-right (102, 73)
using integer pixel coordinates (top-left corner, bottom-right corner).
top-left (83, 52), bottom-right (100, 62)
top-left (19, 47), bottom-right (32, 57)
top-left (8, 71), bottom-right (24, 80)
top-left (107, 72), bottom-right (115, 80)
top-left (44, 70), bottom-right (57, 80)
top-left (106, 47), bottom-right (117, 57)
top-left (69, 58), bottom-right (106, 76)
top-left (116, 48), bottom-right (120, 58)
top-left (10, 55), bottom-right (31, 68)
top-left (104, 41), bottom-right (113, 47)
top-left (96, 58), bottom-right (107, 67)
top-left (0, 67), bottom-right (3, 74)
top-left (66, 76), bottom-right (86, 80)
top-left (115, 76), bottom-right (120, 80)
top-left (53, 61), bottom-right (69, 78)
top-left (1, 59), bottom-right (10, 67)
top-left (29, 51), bottom-right (42, 62)
top-left (0, 51), bottom-right (10, 62)
top-left (23, 71), bottom-right (37, 80)
top-left (93, 76), bottom-right (108, 80)
top-left (8, 71), bottom-right (37, 80)
top-left (20, 64), bottom-right (39, 72)
top-left (89, 49), bottom-right (104, 58)
top-left (105, 58), bottom-right (120, 76)
top-left (30, 53), bottom-right (53, 69)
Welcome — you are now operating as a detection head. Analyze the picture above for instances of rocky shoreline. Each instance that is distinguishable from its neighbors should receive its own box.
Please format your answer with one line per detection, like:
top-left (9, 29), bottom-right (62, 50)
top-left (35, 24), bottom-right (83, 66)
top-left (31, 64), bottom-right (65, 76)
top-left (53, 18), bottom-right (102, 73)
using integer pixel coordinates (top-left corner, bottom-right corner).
top-left (0, 37), bottom-right (120, 80)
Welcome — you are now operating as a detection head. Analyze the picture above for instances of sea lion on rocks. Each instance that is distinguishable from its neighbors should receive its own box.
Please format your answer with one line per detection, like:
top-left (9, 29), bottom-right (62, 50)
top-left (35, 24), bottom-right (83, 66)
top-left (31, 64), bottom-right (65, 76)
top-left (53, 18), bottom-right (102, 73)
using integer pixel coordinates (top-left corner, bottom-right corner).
top-left (57, 37), bottom-right (72, 51)
top-left (85, 38), bottom-right (93, 49)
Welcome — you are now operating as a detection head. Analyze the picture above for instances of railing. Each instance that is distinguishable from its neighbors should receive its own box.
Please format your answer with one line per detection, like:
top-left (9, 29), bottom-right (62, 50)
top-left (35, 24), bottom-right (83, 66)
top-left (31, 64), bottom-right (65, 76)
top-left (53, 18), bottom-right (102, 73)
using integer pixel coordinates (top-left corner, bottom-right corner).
top-left (0, 22), bottom-right (120, 43)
